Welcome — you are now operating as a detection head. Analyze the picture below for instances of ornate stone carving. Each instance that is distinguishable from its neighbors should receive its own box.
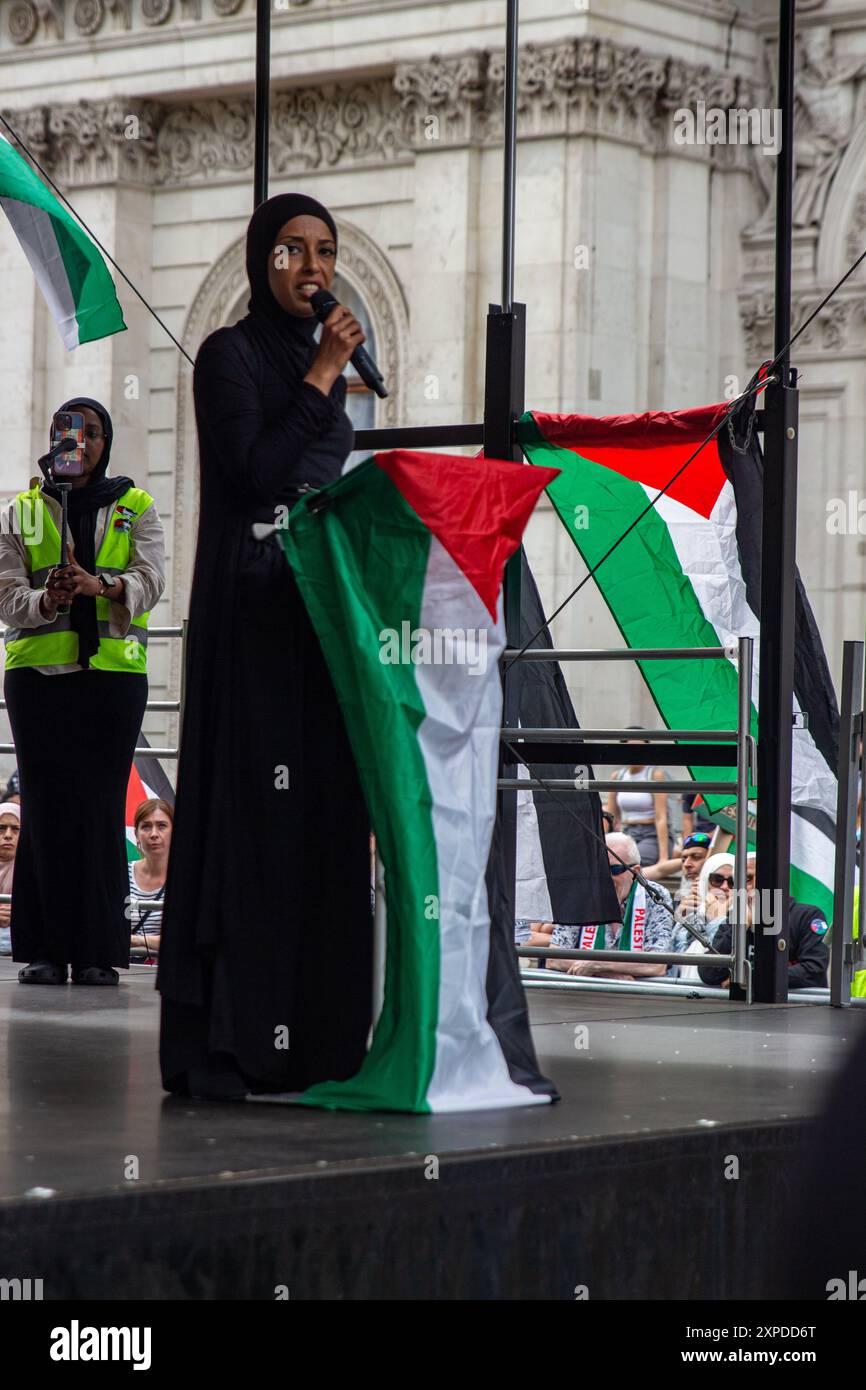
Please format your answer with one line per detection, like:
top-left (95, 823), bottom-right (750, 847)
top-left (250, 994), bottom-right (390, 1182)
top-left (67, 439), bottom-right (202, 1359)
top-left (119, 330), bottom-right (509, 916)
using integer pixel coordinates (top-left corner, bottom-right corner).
top-left (212, 0), bottom-right (243, 12)
top-left (8, 0), bottom-right (37, 43)
top-left (739, 288), bottom-right (866, 359)
top-left (10, 99), bottom-right (165, 185)
top-left (142, 0), bottom-right (172, 23)
top-left (33, 0), bottom-right (63, 38)
top-left (158, 83), bottom-right (405, 183)
top-left (73, 0), bottom-right (104, 35)
top-left (5, 37), bottom-right (756, 186)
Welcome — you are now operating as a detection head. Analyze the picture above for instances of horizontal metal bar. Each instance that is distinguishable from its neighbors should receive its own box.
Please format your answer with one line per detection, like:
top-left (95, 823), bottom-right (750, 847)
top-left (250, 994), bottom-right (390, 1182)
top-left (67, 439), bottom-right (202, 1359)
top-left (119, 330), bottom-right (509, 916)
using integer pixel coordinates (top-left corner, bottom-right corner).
top-left (0, 743), bottom-right (175, 763)
top-left (504, 646), bottom-right (735, 662)
top-left (519, 968), bottom-right (730, 1000)
top-left (353, 423), bottom-right (484, 449)
top-left (501, 740), bottom-right (739, 766)
top-left (505, 727), bottom-right (740, 742)
top-left (517, 945), bottom-right (733, 966)
top-left (499, 777), bottom-right (736, 793)
top-left (0, 699), bottom-right (180, 713)
top-left (0, 626), bottom-right (183, 640)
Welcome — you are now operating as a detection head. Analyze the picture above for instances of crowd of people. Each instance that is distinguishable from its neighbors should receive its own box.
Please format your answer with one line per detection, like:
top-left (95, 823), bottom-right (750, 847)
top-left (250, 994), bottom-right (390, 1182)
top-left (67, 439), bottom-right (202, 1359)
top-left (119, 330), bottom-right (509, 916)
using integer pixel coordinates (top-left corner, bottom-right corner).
top-left (516, 750), bottom-right (835, 992)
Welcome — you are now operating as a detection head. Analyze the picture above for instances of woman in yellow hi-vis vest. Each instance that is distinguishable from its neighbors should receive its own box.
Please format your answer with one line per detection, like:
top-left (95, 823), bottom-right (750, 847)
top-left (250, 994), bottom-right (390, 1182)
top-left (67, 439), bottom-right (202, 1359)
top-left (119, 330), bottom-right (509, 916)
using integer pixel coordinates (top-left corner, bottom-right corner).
top-left (0, 397), bottom-right (166, 985)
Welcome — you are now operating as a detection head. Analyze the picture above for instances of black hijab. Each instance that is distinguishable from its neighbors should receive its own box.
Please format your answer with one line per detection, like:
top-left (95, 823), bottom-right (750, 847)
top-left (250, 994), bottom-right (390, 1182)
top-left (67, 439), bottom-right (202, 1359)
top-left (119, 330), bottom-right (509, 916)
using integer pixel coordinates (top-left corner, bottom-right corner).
top-left (43, 397), bottom-right (134, 669)
top-left (242, 193), bottom-right (345, 398)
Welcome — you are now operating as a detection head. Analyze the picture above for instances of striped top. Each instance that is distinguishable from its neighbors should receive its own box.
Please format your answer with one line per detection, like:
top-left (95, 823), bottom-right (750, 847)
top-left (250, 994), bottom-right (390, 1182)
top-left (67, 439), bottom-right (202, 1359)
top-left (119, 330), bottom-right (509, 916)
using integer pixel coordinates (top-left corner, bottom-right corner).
top-left (128, 860), bottom-right (165, 940)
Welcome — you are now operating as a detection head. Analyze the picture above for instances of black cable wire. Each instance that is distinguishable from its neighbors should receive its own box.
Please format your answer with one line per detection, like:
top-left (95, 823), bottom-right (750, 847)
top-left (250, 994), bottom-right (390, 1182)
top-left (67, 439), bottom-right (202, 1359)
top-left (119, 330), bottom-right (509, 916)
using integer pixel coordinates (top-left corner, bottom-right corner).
top-left (0, 110), bottom-right (194, 367)
top-left (507, 373), bottom-right (776, 664)
top-left (511, 237), bottom-right (866, 665)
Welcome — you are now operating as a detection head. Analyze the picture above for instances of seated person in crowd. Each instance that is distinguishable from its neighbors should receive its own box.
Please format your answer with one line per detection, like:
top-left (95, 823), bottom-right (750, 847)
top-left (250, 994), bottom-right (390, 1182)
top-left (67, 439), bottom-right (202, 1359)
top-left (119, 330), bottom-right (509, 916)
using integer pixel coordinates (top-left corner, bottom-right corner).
top-left (547, 832), bottom-right (674, 980)
top-left (514, 810), bottom-right (620, 950)
top-left (670, 850), bottom-right (737, 979)
top-left (0, 801), bottom-right (20, 956)
top-left (128, 798), bottom-right (173, 959)
top-left (643, 830), bottom-right (712, 895)
top-left (698, 852), bottom-right (829, 991)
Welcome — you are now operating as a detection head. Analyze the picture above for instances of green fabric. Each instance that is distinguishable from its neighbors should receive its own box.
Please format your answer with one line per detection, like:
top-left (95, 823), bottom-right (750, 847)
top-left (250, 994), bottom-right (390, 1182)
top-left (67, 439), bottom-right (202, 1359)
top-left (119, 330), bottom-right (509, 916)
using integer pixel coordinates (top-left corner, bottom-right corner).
top-left (280, 459), bottom-right (441, 1113)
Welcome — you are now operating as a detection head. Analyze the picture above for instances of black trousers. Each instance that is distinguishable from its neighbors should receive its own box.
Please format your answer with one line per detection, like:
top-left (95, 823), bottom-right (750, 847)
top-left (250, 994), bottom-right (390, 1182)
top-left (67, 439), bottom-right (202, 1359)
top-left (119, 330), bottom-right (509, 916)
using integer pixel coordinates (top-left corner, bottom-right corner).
top-left (5, 666), bottom-right (147, 968)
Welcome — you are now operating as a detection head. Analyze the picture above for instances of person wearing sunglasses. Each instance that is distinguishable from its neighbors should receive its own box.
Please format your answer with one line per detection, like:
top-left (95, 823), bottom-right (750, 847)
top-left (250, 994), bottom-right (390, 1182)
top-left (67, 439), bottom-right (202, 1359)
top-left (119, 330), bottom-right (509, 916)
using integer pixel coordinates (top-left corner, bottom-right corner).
top-left (546, 832), bottom-right (674, 979)
top-left (697, 851), bottom-right (830, 991)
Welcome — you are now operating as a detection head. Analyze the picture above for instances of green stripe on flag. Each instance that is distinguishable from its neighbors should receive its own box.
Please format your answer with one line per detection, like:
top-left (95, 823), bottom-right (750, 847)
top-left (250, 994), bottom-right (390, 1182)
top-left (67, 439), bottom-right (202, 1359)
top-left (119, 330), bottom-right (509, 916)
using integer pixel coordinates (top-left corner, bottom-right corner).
top-left (518, 413), bottom-right (757, 807)
top-left (0, 132), bottom-right (126, 348)
top-left (281, 458), bottom-right (441, 1112)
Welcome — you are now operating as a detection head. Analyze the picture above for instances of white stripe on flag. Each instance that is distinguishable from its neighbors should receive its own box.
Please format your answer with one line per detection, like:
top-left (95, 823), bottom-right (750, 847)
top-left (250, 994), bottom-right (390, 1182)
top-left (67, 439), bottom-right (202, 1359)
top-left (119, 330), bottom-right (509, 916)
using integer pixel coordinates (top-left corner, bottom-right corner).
top-left (415, 539), bottom-right (547, 1112)
top-left (0, 197), bottom-right (79, 349)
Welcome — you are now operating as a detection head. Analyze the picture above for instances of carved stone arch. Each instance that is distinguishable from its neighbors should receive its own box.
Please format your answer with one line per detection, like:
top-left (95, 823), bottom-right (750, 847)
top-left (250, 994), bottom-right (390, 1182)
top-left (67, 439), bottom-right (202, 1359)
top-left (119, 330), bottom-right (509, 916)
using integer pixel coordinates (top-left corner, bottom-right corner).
top-left (169, 218), bottom-right (409, 716)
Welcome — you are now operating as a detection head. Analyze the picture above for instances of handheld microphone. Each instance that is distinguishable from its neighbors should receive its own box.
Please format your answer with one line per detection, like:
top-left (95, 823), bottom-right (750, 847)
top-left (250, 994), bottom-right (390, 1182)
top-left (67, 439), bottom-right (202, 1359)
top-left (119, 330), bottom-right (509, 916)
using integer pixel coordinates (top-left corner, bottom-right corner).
top-left (37, 436), bottom-right (78, 471)
top-left (309, 288), bottom-right (389, 399)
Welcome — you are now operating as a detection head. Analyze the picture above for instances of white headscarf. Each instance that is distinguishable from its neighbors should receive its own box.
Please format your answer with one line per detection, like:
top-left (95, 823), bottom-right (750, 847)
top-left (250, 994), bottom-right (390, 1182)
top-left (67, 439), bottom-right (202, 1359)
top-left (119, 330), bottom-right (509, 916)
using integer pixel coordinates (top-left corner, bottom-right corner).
top-left (697, 852), bottom-right (736, 914)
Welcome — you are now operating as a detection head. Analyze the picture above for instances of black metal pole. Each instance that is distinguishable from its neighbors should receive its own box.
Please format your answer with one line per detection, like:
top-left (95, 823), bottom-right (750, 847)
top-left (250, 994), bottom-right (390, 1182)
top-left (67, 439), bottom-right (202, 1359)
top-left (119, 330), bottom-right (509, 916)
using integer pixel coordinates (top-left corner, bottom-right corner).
top-left (486, 0), bottom-right (525, 938)
top-left (501, 0), bottom-right (518, 312)
top-left (253, 0), bottom-right (271, 208)
top-left (753, 0), bottom-right (798, 1003)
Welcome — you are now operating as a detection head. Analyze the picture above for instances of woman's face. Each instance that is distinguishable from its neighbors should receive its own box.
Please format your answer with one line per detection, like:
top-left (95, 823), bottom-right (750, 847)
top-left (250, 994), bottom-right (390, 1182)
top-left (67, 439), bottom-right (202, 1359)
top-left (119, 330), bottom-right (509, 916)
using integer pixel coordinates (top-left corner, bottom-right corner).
top-left (266, 214), bottom-right (337, 318)
top-left (137, 812), bottom-right (172, 857)
top-left (707, 864), bottom-right (735, 904)
top-left (0, 814), bottom-right (20, 861)
top-left (54, 405), bottom-right (106, 487)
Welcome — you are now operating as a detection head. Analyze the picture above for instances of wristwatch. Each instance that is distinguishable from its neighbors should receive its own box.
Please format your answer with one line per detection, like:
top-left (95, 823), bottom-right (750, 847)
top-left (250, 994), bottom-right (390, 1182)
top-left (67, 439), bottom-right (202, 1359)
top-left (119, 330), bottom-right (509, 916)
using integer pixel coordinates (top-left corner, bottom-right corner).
top-left (97, 573), bottom-right (117, 596)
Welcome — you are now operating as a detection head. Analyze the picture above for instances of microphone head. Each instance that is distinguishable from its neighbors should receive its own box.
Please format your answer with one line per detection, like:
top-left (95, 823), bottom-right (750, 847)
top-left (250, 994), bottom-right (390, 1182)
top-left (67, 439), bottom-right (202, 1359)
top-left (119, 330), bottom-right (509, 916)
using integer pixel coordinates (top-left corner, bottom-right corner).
top-left (309, 288), bottom-right (338, 322)
top-left (59, 437), bottom-right (78, 451)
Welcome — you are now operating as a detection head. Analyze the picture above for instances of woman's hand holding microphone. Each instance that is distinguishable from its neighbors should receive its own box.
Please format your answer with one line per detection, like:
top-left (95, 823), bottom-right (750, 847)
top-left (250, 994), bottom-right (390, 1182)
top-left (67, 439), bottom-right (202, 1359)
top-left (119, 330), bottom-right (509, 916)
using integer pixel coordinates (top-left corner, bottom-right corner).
top-left (303, 304), bottom-right (365, 398)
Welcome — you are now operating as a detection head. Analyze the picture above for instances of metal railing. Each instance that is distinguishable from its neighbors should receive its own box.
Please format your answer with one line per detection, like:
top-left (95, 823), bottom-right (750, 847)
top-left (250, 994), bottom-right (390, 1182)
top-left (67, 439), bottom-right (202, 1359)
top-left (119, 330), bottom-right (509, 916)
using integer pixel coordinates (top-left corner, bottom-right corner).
top-left (830, 638), bottom-right (865, 1005)
top-left (502, 636), bottom-right (756, 994)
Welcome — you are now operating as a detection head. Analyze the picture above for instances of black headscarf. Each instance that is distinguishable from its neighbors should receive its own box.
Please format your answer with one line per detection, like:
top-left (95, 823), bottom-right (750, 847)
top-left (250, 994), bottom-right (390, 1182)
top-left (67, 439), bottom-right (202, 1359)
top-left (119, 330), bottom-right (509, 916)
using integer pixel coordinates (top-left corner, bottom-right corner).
top-left (43, 396), bottom-right (134, 669)
top-left (242, 193), bottom-right (345, 397)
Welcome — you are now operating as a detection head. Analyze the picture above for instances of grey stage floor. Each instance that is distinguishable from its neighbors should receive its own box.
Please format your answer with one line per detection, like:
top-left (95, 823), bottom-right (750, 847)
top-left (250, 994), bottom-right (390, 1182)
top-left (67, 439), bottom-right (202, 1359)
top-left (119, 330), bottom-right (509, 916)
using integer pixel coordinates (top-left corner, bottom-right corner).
top-left (0, 958), bottom-right (861, 1203)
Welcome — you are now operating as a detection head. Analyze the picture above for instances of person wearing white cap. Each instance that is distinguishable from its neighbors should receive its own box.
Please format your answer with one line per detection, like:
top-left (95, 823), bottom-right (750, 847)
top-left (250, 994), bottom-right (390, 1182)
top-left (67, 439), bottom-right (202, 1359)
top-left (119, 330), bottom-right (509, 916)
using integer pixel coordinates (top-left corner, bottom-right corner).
top-left (0, 800), bottom-right (21, 955)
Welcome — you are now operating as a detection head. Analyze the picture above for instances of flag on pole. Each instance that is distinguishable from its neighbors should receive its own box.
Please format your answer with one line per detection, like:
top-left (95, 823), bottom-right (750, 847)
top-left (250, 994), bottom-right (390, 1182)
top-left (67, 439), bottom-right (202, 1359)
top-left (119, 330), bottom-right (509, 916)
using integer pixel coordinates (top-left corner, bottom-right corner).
top-left (280, 449), bottom-right (559, 1113)
top-left (125, 733), bottom-right (175, 861)
top-left (519, 401), bottom-right (839, 924)
top-left (0, 131), bottom-right (126, 349)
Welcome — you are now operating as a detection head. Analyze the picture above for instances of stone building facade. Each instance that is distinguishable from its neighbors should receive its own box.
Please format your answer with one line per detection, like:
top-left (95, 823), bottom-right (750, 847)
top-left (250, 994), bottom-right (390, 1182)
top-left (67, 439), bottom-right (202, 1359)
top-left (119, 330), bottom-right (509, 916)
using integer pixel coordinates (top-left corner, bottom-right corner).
top-left (0, 0), bottom-right (863, 773)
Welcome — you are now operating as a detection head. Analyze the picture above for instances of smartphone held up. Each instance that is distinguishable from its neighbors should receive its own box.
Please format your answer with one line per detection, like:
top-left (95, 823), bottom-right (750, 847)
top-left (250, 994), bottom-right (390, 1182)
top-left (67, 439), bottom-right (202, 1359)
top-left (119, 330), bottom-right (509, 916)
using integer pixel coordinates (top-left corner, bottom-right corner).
top-left (50, 411), bottom-right (86, 477)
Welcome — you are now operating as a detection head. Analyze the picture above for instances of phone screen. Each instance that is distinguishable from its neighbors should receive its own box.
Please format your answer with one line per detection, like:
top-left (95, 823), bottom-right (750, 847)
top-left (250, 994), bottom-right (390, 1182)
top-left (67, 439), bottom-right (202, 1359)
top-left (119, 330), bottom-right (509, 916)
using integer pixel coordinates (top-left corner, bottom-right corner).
top-left (51, 411), bottom-right (86, 476)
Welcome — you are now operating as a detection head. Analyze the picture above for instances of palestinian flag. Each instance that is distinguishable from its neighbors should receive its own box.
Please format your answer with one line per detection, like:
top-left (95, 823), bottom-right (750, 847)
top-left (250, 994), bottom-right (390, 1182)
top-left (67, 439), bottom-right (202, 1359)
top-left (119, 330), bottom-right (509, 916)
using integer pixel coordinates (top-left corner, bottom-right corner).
top-left (280, 449), bottom-right (559, 1113)
top-left (125, 733), bottom-right (175, 861)
top-left (0, 130), bottom-right (126, 349)
top-left (509, 554), bottom-right (620, 927)
top-left (519, 400), bottom-right (839, 924)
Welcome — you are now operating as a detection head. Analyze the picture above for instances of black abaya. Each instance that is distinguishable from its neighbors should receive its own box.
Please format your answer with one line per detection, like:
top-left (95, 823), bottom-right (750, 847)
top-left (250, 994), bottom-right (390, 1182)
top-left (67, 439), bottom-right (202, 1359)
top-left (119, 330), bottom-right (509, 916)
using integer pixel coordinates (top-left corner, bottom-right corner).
top-left (157, 285), bottom-right (373, 1093)
top-left (7, 667), bottom-right (147, 969)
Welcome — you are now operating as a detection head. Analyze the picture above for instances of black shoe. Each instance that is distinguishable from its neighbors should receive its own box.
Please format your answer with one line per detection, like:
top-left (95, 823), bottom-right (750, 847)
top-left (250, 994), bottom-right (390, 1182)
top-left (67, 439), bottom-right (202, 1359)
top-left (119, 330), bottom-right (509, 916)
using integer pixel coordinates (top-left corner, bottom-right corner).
top-left (71, 966), bottom-right (119, 986)
top-left (18, 961), bottom-right (68, 985)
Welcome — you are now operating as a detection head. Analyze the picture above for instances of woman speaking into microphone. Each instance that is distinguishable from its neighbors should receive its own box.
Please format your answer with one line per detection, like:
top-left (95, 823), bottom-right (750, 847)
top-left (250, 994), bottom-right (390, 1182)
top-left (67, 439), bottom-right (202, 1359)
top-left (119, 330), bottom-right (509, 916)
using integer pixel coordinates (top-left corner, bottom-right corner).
top-left (158, 194), bottom-right (374, 1099)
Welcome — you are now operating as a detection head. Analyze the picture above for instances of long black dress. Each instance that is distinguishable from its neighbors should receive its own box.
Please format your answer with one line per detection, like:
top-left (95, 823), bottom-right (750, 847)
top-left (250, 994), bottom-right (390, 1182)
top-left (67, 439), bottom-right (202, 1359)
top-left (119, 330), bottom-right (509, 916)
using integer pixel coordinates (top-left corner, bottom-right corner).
top-left (157, 309), bottom-right (373, 1094)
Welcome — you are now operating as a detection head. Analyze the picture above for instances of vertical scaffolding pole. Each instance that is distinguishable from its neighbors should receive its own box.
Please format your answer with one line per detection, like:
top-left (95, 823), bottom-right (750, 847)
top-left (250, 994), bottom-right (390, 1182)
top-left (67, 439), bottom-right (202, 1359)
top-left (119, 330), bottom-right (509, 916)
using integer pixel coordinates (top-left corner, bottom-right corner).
top-left (830, 641), bottom-right (865, 1006)
top-left (486, 0), bottom-right (525, 930)
top-left (253, 0), bottom-right (271, 208)
top-left (754, 0), bottom-right (798, 1002)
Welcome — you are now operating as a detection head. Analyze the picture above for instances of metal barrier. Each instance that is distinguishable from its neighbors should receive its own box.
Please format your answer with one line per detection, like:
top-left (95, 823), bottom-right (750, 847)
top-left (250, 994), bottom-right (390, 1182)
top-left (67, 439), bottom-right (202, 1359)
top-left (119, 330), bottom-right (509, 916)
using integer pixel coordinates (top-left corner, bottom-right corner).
top-left (0, 621), bottom-right (188, 760)
top-left (830, 638), bottom-right (865, 1005)
top-left (502, 636), bottom-right (756, 995)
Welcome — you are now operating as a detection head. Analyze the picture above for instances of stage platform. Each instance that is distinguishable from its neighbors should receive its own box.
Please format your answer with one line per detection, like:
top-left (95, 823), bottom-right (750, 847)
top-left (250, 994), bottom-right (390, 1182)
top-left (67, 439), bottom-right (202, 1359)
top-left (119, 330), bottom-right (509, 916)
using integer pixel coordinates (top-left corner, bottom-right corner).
top-left (0, 958), bottom-right (860, 1300)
